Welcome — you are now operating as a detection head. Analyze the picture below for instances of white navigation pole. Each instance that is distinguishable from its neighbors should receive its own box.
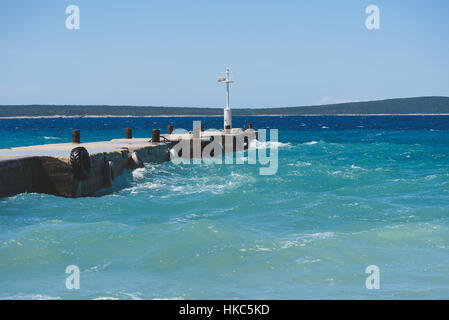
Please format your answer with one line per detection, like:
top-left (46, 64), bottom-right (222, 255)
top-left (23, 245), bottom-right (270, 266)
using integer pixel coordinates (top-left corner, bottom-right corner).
top-left (218, 67), bottom-right (234, 130)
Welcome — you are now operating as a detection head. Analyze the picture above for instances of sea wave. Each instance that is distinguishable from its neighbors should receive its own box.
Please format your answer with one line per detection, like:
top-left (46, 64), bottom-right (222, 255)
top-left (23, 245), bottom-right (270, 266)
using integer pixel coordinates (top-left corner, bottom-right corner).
top-left (303, 141), bottom-right (319, 145)
top-left (248, 140), bottom-right (291, 149)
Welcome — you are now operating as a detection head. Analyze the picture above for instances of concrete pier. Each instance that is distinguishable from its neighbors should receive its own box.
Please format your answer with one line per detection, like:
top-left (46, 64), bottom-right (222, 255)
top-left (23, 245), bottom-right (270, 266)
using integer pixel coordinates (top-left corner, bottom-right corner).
top-left (0, 129), bottom-right (257, 198)
top-left (0, 138), bottom-right (171, 198)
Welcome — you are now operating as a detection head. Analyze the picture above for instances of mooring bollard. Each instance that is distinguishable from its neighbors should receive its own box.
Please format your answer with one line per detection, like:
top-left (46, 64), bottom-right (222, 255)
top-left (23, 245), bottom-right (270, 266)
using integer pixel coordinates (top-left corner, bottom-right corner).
top-left (125, 128), bottom-right (132, 139)
top-left (201, 123), bottom-right (205, 132)
top-left (247, 123), bottom-right (253, 129)
top-left (72, 130), bottom-right (80, 144)
top-left (152, 129), bottom-right (160, 144)
top-left (168, 125), bottom-right (174, 135)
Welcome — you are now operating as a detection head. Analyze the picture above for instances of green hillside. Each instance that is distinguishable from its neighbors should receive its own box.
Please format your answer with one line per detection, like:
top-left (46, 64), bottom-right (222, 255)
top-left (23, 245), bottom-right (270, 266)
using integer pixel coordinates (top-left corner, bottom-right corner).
top-left (1, 97), bottom-right (448, 117)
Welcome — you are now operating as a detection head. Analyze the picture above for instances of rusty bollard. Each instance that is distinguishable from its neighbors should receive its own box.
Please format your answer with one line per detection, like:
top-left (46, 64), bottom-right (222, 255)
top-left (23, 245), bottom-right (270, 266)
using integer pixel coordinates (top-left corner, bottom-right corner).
top-left (125, 128), bottom-right (133, 139)
top-left (152, 129), bottom-right (160, 144)
top-left (168, 125), bottom-right (174, 135)
top-left (247, 123), bottom-right (253, 129)
top-left (72, 130), bottom-right (80, 144)
top-left (201, 123), bottom-right (205, 132)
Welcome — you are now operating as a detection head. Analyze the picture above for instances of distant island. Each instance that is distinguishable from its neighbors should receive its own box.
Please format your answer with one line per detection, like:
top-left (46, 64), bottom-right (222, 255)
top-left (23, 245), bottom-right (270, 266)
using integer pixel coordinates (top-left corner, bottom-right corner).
top-left (1, 96), bottom-right (449, 118)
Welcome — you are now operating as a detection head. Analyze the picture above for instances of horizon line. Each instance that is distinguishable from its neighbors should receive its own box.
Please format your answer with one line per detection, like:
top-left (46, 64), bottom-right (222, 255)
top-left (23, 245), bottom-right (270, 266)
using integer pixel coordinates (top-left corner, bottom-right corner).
top-left (1, 96), bottom-right (448, 109)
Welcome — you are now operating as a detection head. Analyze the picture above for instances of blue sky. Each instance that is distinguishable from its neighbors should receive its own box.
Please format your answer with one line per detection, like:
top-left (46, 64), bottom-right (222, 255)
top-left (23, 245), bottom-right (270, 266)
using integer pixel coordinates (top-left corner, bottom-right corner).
top-left (0, 0), bottom-right (448, 107)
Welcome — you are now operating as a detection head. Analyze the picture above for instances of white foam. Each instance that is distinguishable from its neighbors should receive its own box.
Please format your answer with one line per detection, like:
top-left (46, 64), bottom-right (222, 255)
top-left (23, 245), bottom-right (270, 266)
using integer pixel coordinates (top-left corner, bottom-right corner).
top-left (4, 294), bottom-right (61, 300)
top-left (249, 140), bottom-right (290, 149)
top-left (350, 165), bottom-right (367, 171)
top-left (309, 232), bottom-right (334, 239)
top-left (256, 247), bottom-right (272, 252)
top-left (119, 292), bottom-right (143, 300)
top-left (128, 182), bottom-right (163, 194)
top-left (132, 168), bottom-right (147, 180)
top-left (163, 171), bottom-right (253, 196)
top-left (278, 232), bottom-right (335, 250)
top-left (279, 240), bottom-right (299, 249)
top-left (84, 261), bottom-right (111, 273)
top-left (288, 161), bottom-right (312, 167)
top-left (2, 239), bottom-right (23, 247)
top-left (295, 257), bottom-right (321, 265)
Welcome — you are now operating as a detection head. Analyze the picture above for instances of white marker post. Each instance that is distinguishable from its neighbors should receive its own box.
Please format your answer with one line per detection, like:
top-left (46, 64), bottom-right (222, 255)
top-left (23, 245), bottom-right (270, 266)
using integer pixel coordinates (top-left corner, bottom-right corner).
top-left (218, 67), bottom-right (234, 130)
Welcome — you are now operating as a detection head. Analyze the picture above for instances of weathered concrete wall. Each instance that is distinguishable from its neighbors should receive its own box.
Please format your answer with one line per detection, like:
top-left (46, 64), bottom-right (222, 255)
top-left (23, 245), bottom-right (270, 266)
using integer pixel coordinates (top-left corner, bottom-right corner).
top-left (0, 155), bottom-right (78, 197)
top-left (0, 157), bottom-right (46, 197)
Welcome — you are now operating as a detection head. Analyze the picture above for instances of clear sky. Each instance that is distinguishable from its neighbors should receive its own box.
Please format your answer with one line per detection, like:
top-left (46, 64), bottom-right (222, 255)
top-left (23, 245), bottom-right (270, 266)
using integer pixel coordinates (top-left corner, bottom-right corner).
top-left (1, 0), bottom-right (448, 108)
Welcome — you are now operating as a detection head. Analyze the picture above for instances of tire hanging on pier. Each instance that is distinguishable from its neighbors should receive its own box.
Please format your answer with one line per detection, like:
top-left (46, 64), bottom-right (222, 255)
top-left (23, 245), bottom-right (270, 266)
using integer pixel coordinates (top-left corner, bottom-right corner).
top-left (70, 147), bottom-right (91, 181)
top-left (129, 152), bottom-right (143, 169)
top-left (103, 160), bottom-right (115, 188)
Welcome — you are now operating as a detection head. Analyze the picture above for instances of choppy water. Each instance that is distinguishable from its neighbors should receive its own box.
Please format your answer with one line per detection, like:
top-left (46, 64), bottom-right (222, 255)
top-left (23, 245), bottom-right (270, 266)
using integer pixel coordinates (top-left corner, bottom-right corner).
top-left (1, 116), bottom-right (449, 299)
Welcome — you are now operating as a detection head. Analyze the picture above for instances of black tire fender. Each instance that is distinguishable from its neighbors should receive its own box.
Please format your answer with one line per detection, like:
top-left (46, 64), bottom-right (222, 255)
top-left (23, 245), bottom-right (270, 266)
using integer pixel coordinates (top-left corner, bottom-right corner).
top-left (129, 152), bottom-right (143, 168)
top-left (70, 147), bottom-right (91, 181)
top-left (103, 160), bottom-right (114, 187)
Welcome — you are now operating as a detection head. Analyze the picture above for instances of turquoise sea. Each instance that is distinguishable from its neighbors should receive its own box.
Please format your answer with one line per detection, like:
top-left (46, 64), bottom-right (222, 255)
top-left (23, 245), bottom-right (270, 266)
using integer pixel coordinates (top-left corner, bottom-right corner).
top-left (1, 116), bottom-right (449, 299)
